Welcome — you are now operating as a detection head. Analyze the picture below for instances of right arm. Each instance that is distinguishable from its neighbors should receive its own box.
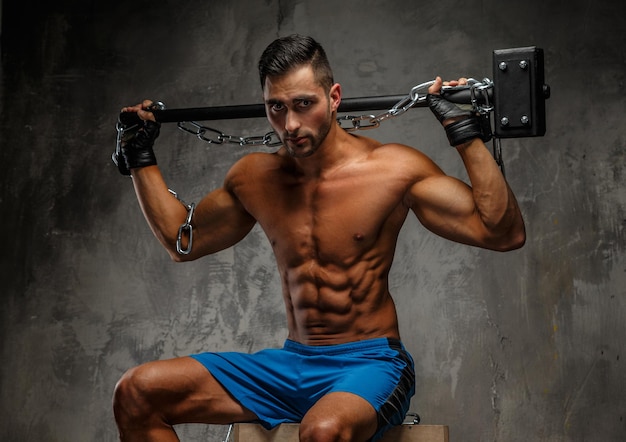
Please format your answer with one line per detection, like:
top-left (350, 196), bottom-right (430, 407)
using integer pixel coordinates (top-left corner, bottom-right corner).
top-left (129, 165), bottom-right (256, 262)
top-left (119, 101), bottom-right (256, 261)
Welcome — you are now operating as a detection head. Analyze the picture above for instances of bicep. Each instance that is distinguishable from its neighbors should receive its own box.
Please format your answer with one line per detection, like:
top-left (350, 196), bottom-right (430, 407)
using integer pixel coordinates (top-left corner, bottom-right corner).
top-left (407, 174), bottom-right (489, 247)
top-left (182, 187), bottom-right (256, 259)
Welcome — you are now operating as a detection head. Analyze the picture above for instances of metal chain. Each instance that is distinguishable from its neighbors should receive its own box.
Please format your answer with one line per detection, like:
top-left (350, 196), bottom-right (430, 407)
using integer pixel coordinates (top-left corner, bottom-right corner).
top-left (468, 77), bottom-right (495, 115)
top-left (492, 137), bottom-right (506, 177)
top-left (176, 78), bottom-right (495, 143)
top-left (178, 121), bottom-right (283, 147)
top-left (337, 80), bottom-right (435, 131)
top-left (175, 80), bottom-right (444, 144)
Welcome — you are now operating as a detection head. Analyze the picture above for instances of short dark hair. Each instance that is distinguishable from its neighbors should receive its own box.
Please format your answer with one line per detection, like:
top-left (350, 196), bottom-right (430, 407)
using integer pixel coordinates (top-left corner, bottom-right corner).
top-left (258, 34), bottom-right (334, 92)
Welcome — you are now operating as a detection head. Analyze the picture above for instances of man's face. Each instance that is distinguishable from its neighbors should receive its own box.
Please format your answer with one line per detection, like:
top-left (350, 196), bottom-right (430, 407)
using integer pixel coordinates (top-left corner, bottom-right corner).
top-left (263, 65), bottom-right (340, 158)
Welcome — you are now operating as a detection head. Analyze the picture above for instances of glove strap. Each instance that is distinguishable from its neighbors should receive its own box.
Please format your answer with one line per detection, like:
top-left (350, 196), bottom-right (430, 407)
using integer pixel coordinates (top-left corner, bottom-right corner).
top-left (444, 114), bottom-right (492, 147)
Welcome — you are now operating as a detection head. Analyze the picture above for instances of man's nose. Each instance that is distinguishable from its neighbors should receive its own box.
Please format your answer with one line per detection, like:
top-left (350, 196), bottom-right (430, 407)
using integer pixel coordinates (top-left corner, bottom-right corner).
top-left (285, 111), bottom-right (301, 133)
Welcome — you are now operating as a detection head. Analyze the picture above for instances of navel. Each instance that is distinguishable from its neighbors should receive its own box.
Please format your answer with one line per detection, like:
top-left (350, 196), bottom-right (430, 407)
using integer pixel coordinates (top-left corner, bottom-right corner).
top-left (353, 233), bottom-right (365, 242)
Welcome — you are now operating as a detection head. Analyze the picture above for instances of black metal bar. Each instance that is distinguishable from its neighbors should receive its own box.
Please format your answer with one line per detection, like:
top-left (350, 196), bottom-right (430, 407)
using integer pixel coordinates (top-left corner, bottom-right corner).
top-left (117, 87), bottom-right (489, 126)
top-left (119, 95), bottom-right (416, 126)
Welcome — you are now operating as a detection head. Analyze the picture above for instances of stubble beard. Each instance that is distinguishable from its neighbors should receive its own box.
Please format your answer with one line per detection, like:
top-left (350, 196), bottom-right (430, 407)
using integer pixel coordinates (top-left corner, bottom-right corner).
top-left (282, 113), bottom-right (334, 159)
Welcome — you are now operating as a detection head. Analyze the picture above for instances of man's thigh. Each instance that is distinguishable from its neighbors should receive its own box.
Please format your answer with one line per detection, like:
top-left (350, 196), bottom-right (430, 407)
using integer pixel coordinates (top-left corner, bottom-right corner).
top-left (125, 356), bottom-right (257, 425)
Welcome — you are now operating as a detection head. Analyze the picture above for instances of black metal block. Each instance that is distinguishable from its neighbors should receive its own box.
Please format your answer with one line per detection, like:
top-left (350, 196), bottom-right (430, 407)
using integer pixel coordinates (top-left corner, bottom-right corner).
top-left (493, 47), bottom-right (549, 138)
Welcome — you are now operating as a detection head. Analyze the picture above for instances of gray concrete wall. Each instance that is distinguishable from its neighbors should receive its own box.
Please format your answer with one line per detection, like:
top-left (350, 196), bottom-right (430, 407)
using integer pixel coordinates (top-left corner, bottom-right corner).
top-left (1, 0), bottom-right (624, 440)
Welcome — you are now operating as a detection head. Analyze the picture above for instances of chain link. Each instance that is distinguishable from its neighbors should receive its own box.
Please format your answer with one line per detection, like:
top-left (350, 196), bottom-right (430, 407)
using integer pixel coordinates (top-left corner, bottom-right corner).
top-left (468, 77), bottom-right (495, 115)
top-left (168, 189), bottom-right (195, 255)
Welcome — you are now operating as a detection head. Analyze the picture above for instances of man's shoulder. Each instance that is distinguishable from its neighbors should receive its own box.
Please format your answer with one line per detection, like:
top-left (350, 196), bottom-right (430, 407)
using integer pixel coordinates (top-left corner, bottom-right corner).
top-left (224, 150), bottom-right (286, 188)
top-left (360, 141), bottom-right (445, 188)
top-left (368, 140), bottom-right (434, 164)
top-left (228, 151), bottom-right (282, 174)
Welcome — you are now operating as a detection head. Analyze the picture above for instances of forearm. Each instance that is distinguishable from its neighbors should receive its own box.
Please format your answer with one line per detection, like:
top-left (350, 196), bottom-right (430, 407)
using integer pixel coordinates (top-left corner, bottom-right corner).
top-left (130, 165), bottom-right (191, 259)
top-left (113, 104), bottom-right (185, 254)
top-left (456, 139), bottom-right (525, 248)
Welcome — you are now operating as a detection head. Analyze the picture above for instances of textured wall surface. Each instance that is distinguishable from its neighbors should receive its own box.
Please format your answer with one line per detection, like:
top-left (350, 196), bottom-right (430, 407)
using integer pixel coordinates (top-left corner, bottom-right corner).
top-left (1, 1), bottom-right (625, 441)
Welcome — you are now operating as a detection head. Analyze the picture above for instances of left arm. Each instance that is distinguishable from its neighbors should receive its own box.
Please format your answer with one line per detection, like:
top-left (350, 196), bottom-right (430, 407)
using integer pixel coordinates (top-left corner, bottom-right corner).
top-left (406, 77), bottom-right (525, 251)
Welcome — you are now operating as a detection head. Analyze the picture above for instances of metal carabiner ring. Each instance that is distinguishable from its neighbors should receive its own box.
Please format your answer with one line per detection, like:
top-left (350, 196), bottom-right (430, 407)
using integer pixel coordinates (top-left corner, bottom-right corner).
top-left (175, 202), bottom-right (195, 255)
top-left (409, 80), bottom-right (436, 101)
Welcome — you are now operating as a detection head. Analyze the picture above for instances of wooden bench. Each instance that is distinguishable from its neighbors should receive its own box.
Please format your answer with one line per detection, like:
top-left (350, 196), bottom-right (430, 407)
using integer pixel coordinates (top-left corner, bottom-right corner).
top-left (231, 423), bottom-right (449, 441)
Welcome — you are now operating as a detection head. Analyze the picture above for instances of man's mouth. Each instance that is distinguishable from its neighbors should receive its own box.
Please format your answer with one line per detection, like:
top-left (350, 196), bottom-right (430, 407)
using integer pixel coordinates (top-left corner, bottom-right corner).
top-left (286, 136), bottom-right (306, 145)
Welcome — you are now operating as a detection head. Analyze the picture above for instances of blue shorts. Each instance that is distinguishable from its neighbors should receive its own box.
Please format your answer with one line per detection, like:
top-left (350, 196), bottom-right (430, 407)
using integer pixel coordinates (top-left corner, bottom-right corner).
top-left (191, 337), bottom-right (415, 441)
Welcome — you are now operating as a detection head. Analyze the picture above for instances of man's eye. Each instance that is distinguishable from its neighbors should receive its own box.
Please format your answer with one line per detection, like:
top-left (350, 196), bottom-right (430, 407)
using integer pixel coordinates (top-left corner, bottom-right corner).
top-left (271, 103), bottom-right (284, 111)
top-left (299, 100), bottom-right (312, 107)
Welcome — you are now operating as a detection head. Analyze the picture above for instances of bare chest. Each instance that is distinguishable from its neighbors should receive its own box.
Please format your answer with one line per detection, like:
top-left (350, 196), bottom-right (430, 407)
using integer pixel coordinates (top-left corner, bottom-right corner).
top-left (238, 168), bottom-right (409, 266)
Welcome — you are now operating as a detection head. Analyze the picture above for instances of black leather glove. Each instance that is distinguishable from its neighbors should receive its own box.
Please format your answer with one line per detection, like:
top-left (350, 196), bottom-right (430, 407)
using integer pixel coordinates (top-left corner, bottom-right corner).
top-left (113, 119), bottom-right (161, 176)
top-left (427, 94), bottom-right (491, 147)
top-left (121, 119), bottom-right (160, 169)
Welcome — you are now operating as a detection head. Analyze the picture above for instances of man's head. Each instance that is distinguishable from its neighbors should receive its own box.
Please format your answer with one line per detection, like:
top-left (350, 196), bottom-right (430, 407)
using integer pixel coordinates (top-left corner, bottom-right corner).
top-left (259, 35), bottom-right (341, 159)
top-left (258, 34), bottom-right (334, 93)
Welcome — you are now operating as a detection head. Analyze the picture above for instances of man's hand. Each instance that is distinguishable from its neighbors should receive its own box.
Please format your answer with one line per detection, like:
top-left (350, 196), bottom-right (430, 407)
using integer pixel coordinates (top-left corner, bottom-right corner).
top-left (121, 99), bottom-right (158, 123)
top-left (427, 77), bottom-right (471, 125)
top-left (427, 76), bottom-right (491, 147)
top-left (116, 100), bottom-right (161, 176)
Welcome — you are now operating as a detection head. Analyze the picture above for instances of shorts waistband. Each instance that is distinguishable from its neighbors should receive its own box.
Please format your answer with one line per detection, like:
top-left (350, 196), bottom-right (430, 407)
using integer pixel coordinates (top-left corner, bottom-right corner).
top-left (283, 337), bottom-right (404, 356)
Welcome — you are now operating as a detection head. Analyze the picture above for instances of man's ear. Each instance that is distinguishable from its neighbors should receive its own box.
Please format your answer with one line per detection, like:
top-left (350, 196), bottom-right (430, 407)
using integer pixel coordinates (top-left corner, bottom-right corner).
top-left (329, 83), bottom-right (342, 112)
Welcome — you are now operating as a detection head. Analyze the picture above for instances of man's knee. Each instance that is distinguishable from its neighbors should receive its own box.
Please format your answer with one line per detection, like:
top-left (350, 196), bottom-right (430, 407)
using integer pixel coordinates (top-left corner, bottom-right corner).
top-left (299, 415), bottom-right (352, 442)
top-left (113, 364), bottom-right (157, 424)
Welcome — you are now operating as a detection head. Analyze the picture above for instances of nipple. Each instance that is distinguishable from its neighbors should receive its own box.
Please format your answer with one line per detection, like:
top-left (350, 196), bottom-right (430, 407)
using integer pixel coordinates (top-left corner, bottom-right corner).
top-left (353, 233), bottom-right (365, 241)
